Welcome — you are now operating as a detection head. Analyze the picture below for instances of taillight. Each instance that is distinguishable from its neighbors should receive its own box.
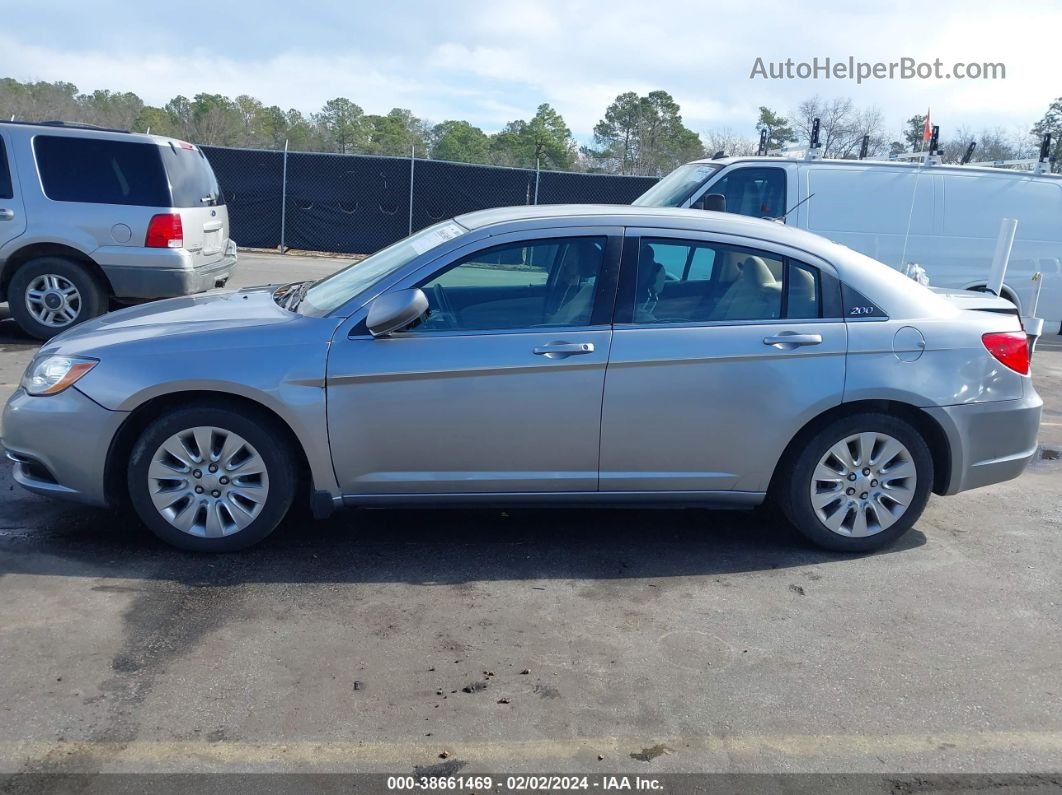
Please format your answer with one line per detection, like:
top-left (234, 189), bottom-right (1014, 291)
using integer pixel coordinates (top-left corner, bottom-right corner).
top-left (145, 213), bottom-right (184, 249)
top-left (982, 331), bottom-right (1030, 375)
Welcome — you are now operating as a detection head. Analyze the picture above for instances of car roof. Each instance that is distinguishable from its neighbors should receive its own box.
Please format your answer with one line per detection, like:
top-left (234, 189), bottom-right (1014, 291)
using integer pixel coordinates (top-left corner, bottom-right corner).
top-left (688, 155), bottom-right (1062, 181)
top-left (458, 203), bottom-right (841, 255)
top-left (0, 119), bottom-right (193, 149)
top-left (454, 203), bottom-right (953, 320)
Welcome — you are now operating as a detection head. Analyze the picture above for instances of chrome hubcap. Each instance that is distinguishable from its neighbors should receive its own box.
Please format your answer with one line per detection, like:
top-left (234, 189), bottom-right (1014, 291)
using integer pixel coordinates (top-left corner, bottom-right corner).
top-left (25, 274), bottom-right (81, 327)
top-left (148, 426), bottom-right (269, 538)
top-left (810, 432), bottom-right (917, 537)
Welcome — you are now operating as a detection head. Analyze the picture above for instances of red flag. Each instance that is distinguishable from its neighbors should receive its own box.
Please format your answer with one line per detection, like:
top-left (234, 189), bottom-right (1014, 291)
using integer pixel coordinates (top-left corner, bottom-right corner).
top-left (922, 109), bottom-right (932, 142)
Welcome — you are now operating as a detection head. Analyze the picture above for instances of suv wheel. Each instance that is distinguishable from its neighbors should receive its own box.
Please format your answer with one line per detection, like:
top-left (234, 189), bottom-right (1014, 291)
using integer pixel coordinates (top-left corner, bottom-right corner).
top-left (128, 405), bottom-right (297, 552)
top-left (8, 256), bottom-right (108, 340)
top-left (778, 412), bottom-right (933, 552)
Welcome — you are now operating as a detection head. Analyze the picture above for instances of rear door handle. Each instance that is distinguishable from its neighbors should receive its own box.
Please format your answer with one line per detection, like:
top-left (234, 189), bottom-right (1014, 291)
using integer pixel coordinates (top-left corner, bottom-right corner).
top-left (763, 332), bottom-right (822, 348)
top-left (0, 209), bottom-right (14, 221)
top-left (533, 342), bottom-right (595, 358)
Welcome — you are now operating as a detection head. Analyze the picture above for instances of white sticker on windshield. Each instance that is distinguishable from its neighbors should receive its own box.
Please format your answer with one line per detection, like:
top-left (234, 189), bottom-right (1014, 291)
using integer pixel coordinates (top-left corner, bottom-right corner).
top-left (410, 223), bottom-right (463, 254)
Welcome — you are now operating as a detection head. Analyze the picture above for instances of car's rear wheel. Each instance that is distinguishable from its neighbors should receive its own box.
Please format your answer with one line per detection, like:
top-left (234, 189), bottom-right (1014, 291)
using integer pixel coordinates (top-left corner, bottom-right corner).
top-left (8, 257), bottom-right (108, 340)
top-left (778, 413), bottom-right (933, 552)
top-left (128, 406), bottom-right (297, 551)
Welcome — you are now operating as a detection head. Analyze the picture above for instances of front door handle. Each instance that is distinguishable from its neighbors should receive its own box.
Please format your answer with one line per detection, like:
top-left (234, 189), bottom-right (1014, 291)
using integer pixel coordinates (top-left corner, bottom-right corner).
top-left (0, 209), bottom-right (14, 221)
top-left (533, 341), bottom-right (595, 358)
top-left (763, 332), bottom-right (822, 348)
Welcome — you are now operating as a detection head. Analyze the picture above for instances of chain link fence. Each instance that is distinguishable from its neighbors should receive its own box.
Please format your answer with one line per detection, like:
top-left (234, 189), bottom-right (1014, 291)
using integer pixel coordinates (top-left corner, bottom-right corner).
top-left (200, 146), bottom-right (658, 254)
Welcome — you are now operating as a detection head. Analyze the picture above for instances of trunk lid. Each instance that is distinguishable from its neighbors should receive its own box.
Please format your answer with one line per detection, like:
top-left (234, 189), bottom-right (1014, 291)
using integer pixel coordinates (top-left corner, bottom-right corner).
top-left (930, 286), bottom-right (1020, 317)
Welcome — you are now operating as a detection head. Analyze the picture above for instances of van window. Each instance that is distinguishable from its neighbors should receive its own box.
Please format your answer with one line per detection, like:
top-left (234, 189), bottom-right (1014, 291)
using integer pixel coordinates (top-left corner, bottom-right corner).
top-left (708, 167), bottom-right (787, 218)
top-left (162, 144), bottom-right (226, 207)
top-left (34, 136), bottom-right (169, 207)
top-left (0, 136), bottom-right (12, 200)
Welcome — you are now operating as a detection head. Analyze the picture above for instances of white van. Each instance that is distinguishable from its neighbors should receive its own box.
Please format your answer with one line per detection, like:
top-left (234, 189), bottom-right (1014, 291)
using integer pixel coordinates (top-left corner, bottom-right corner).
top-left (633, 157), bottom-right (1062, 332)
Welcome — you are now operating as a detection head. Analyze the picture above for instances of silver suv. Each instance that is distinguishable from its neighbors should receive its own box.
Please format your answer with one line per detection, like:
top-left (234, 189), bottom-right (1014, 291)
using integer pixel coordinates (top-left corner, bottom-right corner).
top-left (0, 121), bottom-right (237, 339)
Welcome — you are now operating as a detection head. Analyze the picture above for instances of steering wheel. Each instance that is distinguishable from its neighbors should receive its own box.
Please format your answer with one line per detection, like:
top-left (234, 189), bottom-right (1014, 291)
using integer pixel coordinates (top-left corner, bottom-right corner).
top-left (430, 283), bottom-right (457, 328)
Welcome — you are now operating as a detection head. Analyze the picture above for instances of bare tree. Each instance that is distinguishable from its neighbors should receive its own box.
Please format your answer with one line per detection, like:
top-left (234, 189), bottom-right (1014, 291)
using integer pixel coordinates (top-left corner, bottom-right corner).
top-left (703, 127), bottom-right (756, 157)
top-left (792, 96), bottom-right (853, 157)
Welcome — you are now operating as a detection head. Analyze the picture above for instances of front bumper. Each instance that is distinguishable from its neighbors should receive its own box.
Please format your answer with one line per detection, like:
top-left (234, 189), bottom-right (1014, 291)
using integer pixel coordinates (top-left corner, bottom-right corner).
top-left (1, 387), bottom-right (127, 507)
top-left (98, 240), bottom-right (238, 299)
top-left (925, 390), bottom-right (1043, 496)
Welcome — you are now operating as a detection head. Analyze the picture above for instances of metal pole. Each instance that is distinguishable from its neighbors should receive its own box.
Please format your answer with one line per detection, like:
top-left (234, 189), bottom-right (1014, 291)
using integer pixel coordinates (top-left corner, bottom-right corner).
top-left (534, 156), bottom-right (541, 205)
top-left (408, 144), bottom-right (415, 235)
top-left (986, 218), bottom-right (1018, 297)
top-left (280, 139), bottom-right (289, 254)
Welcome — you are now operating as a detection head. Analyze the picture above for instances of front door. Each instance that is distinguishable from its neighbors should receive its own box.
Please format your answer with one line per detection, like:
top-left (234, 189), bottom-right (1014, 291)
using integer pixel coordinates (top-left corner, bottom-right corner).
top-left (0, 133), bottom-right (26, 253)
top-left (599, 231), bottom-right (847, 494)
top-left (326, 229), bottom-right (622, 495)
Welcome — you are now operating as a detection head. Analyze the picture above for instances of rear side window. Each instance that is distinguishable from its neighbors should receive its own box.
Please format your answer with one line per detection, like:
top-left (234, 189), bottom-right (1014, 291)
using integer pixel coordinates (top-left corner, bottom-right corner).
top-left (0, 136), bottom-right (12, 199)
top-left (624, 237), bottom-right (827, 324)
top-left (162, 144), bottom-right (225, 207)
top-left (34, 135), bottom-right (169, 206)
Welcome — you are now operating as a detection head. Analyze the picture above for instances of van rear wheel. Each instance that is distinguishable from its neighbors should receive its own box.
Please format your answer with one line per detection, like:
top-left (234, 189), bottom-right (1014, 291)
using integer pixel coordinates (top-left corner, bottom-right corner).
top-left (8, 257), bottom-right (108, 340)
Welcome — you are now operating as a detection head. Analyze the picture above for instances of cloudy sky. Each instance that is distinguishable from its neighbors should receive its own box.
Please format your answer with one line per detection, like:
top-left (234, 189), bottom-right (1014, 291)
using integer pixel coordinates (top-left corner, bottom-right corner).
top-left (1, 0), bottom-right (1057, 142)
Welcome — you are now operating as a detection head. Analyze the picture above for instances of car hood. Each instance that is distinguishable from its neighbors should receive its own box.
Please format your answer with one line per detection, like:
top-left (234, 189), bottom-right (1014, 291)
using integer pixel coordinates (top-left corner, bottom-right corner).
top-left (40, 286), bottom-right (324, 357)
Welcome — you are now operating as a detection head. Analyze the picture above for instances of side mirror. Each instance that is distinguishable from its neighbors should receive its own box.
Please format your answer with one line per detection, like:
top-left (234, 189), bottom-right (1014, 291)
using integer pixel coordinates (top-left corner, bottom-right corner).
top-left (366, 288), bottom-right (429, 337)
top-left (702, 193), bottom-right (727, 212)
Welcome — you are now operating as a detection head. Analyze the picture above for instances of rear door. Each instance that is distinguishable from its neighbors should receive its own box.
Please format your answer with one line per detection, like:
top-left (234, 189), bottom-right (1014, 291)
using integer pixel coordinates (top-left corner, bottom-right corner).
top-left (599, 229), bottom-right (847, 495)
top-left (160, 142), bottom-right (229, 267)
top-left (0, 132), bottom-right (28, 253)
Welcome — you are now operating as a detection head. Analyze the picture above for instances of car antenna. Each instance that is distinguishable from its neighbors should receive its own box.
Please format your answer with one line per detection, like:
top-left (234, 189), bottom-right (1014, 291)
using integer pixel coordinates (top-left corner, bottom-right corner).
top-left (772, 193), bottom-right (814, 222)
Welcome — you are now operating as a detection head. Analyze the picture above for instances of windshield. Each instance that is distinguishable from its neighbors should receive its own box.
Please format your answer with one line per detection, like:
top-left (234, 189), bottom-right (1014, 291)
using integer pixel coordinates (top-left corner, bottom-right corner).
top-left (299, 220), bottom-right (467, 316)
top-left (632, 162), bottom-right (721, 207)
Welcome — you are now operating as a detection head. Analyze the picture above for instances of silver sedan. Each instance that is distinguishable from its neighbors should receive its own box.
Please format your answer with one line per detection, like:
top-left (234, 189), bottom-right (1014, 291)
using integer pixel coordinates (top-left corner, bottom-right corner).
top-left (1, 206), bottom-right (1042, 552)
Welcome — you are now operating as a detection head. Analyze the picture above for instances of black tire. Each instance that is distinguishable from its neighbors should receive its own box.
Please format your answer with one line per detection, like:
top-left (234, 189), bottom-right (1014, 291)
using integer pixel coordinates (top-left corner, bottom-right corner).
top-left (777, 412), bottom-right (933, 553)
top-left (7, 256), bottom-right (109, 340)
top-left (127, 405), bottom-right (297, 552)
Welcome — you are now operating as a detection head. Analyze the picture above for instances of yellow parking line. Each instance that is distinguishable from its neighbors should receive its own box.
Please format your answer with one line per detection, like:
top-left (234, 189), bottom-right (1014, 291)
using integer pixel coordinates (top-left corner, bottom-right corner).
top-left (1, 731), bottom-right (1061, 768)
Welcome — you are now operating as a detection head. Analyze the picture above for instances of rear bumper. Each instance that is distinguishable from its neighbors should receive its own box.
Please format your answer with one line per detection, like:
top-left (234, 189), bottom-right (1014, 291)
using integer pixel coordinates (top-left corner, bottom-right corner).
top-left (1, 386), bottom-right (125, 507)
top-left (925, 390), bottom-right (1043, 496)
top-left (97, 240), bottom-right (237, 299)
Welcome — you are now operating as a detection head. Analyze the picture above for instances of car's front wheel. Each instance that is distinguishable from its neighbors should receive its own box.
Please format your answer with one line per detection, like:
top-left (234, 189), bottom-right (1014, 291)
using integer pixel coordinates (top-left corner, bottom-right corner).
top-left (778, 412), bottom-right (933, 552)
top-left (128, 405), bottom-right (297, 551)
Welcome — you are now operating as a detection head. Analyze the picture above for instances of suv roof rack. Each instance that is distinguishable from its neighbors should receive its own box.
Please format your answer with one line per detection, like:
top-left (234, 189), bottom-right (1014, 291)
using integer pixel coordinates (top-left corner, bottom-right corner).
top-left (0, 119), bottom-right (131, 134)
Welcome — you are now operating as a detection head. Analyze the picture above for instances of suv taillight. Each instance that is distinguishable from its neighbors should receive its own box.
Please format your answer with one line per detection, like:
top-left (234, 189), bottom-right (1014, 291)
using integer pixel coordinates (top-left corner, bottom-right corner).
top-left (982, 331), bottom-right (1030, 375)
top-left (145, 213), bottom-right (184, 249)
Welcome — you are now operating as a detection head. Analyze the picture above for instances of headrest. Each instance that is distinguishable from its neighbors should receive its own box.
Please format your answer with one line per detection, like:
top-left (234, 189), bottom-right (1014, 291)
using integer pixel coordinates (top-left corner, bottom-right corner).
top-left (740, 256), bottom-right (775, 287)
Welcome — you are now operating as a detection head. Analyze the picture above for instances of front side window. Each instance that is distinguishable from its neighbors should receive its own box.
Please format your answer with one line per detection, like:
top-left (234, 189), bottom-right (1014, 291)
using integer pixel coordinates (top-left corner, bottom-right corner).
top-left (0, 136), bottom-right (12, 200)
top-left (300, 220), bottom-right (467, 315)
top-left (34, 135), bottom-right (170, 206)
top-left (626, 237), bottom-right (822, 324)
top-left (707, 167), bottom-right (787, 219)
top-left (413, 236), bottom-right (607, 332)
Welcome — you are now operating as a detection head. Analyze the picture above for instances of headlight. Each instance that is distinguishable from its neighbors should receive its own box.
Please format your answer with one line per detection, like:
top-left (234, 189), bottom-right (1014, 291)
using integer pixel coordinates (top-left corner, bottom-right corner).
top-left (22, 356), bottom-right (98, 396)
